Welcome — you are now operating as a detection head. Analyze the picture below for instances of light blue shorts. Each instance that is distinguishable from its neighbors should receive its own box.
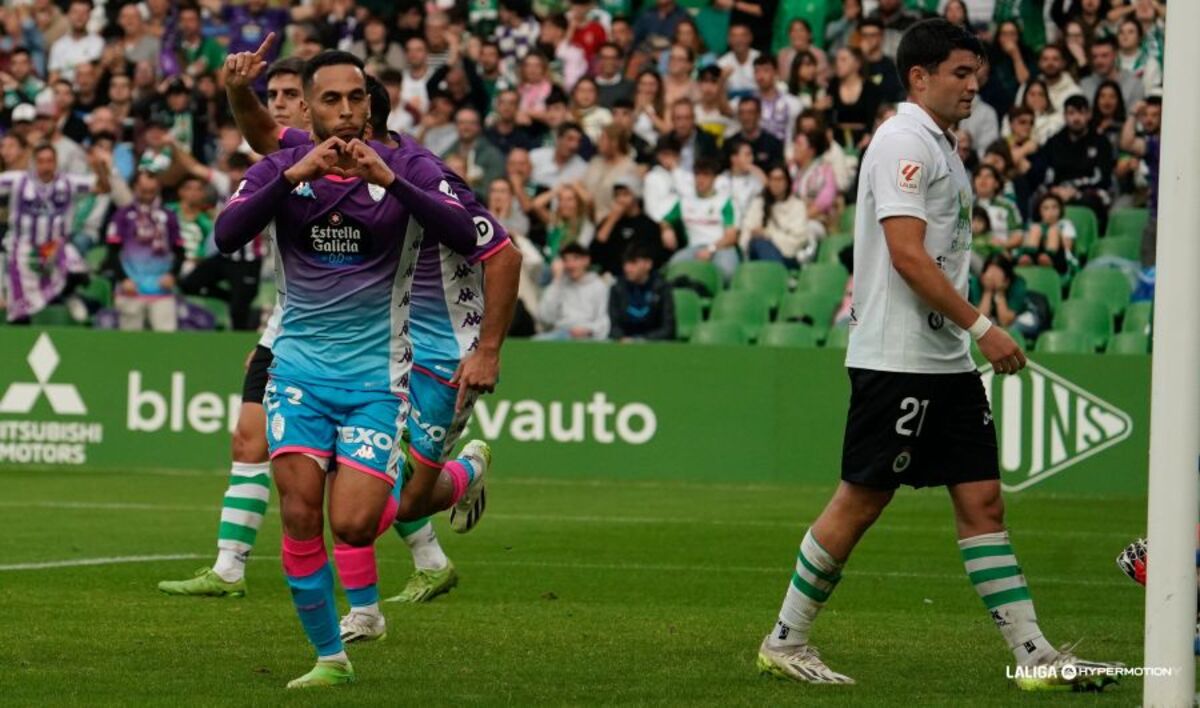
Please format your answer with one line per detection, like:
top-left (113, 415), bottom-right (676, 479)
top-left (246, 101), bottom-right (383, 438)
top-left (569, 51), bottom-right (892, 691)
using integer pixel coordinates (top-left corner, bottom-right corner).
top-left (264, 375), bottom-right (408, 486)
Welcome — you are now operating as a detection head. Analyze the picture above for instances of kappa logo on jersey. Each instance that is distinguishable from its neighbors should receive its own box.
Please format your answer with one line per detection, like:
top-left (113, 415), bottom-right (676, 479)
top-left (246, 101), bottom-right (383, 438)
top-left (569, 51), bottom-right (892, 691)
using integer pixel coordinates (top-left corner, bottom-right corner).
top-left (456, 287), bottom-right (479, 304)
top-left (452, 262), bottom-right (473, 280)
top-left (461, 312), bottom-right (483, 328)
top-left (980, 360), bottom-right (1132, 492)
top-left (438, 180), bottom-right (459, 200)
top-left (473, 215), bottom-right (495, 246)
top-left (0, 334), bottom-right (87, 415)
top-left (351, 444), bottom-right (376, 460)
top-left (897, 160), bottom-right (923, 193)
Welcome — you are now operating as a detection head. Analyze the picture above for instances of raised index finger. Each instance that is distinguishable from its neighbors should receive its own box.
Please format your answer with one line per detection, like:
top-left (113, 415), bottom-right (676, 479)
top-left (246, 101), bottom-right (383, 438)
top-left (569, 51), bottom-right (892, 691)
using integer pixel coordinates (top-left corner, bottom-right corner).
top-left (253, 32), bottom-right (277, 59)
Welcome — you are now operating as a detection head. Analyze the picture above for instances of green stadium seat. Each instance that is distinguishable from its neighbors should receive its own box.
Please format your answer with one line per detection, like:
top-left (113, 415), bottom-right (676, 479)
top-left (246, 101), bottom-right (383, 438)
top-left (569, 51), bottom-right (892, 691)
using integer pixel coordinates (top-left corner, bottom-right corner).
top-left (78, 276), bottom-right (113, 309)
top-left (818, 234), bottom-right (853, 264)
top-left (731, 261), bottom-right (788, 310)
top-left (1122, 301), bottom-right (1153, 335)
top-left (1107, 332), bottom-right (1150, 355)
top-left (666, 260), bottom-right (721, 300)
top-left (796, 262), bottom-right (849, 298)
top-left (30, 305), bottom-right (76, 327)
top-left (1014, 266), bottom-right (1062, 314)
top-left (672, 288), bottom-right (703, 341)
top-left (759, 322), bottom-right (820, 348)
top-left (1106, 207), bottom-right (1148, 239)
top-left (1007, 327), bottom-right (1027, 350)
top-left (1053, 299), bottom-right (1112, 351)
top-left (690, 320), bottom-right (748, 345)
top-left (778, 291), bottom-right (840, 339)
top-left (824, 323), bottom-right (850, 349)
top-left (709, 290), bottom-right (771, 342)
top-left (1035, 330), bottom-right (1092, 354)
top-left (838, 204), bottom-right (856, 234)
top-left (1064, 205), bottom-right (1099, 261)
top-left (1089, 236), bottom-right (1140, 262)
top-left (1069, 267), bottom-right (1131, 320)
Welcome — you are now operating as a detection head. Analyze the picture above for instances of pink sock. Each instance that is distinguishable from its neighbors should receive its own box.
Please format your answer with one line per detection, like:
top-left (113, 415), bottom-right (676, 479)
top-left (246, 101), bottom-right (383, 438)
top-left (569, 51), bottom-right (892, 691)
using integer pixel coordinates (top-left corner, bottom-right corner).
top-left (333, 544), bottom-right (378, 591)
top-left (375, 495), bottom-right (399, 539)
top-left (443, 460), bottom-right (471, 505)
top-left (282, 534), bottom-right (327, 578)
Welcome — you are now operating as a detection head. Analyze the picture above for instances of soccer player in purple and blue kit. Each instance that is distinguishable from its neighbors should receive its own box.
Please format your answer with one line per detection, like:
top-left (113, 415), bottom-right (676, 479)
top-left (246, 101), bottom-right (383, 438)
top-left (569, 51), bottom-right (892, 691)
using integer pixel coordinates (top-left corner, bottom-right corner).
top-left (240, 72), bottom-right (520, 629)
top-left (213, 50), bottom-right (478, 689)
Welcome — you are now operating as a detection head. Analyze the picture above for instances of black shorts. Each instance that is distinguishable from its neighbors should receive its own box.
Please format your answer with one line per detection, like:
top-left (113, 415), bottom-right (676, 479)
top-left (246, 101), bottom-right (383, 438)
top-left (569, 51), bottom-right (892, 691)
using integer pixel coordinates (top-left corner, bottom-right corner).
top-left (241, 345), bottom-right (274, 404)
top-left (841, 368), bottom-right (999, 490)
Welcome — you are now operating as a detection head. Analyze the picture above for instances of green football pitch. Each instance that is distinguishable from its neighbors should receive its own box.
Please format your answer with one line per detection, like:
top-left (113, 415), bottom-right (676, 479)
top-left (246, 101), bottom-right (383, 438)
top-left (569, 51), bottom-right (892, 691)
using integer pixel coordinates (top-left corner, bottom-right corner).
top-left (0, 465), bottom-right (1156, 706)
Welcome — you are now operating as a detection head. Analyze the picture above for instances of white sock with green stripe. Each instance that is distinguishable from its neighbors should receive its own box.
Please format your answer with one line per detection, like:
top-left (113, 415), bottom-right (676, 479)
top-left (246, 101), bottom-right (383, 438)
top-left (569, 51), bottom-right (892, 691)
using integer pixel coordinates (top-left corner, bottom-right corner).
top-left (959, 531), bottom-right (1055, 666)
top-left (767, 530), bottom-right (843, 648)
top-left (212, 461), bottom-right (271, 583)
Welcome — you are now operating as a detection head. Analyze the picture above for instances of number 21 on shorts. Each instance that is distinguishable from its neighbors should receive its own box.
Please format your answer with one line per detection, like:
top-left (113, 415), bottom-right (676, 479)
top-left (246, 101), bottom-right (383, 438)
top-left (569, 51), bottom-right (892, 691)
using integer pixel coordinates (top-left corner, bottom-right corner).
top-left (895, 397), bottom-right (930, 437)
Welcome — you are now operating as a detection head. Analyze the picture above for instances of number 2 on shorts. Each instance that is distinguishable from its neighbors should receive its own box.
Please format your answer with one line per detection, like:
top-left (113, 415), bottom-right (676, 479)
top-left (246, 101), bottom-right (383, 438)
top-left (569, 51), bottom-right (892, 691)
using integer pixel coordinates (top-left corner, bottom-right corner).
top-left (895, 397), bottom-right (930, 437)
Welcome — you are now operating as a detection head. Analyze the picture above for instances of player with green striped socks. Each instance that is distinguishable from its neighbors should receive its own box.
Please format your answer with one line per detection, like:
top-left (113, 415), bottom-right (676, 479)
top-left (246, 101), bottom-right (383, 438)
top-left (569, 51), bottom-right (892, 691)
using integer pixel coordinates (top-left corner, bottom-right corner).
top-left (757, 19), bottom-right (1121, 690)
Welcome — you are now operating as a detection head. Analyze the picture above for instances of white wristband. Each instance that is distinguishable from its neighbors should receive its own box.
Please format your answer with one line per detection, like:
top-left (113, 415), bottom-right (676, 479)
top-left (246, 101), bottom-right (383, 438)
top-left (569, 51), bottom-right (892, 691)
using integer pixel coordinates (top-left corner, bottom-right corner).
top-left (968, 314), bottom-right (993, 341)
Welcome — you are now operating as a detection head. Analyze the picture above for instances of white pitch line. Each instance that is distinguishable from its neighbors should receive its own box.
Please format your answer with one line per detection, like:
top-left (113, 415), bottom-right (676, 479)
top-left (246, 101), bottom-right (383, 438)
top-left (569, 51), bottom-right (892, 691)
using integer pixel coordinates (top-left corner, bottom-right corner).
top-left (0, 553), bottom-right (206, 571)
top-left (0, 552), bottom-right (1133, 588)
top-left (0, 500), bottom-right (1136, 540)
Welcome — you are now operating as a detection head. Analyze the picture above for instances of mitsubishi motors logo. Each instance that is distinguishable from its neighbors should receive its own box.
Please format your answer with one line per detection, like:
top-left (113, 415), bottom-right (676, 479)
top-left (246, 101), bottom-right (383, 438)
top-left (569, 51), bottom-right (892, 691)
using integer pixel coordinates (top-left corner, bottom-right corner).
top-left (0, 334), bottom-right (87, 415)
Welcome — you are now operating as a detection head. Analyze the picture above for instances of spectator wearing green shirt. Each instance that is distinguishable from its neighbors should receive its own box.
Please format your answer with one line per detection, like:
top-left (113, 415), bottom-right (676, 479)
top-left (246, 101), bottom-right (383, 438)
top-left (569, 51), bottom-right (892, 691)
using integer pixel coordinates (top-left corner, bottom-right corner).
top-left (662, 156), bottom-right (740, 283)
top-left (172, 6), bottom-right (226, 79)
top-left (168, 174), bottom-right (214, 276)
top-left (1, 49), bottom-right (46, 111)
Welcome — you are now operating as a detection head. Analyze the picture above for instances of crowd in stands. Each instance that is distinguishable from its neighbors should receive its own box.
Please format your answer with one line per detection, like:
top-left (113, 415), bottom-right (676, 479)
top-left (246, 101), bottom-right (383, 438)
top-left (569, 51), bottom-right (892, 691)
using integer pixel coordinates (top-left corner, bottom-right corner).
top-left (0, 0), bottom-right (1167, 351)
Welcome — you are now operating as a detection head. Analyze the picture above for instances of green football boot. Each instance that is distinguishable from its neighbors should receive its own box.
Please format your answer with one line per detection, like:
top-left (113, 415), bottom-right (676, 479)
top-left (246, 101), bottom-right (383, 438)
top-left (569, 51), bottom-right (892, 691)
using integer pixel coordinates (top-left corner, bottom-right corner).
top-left (384, 561), bottom-right (459, 603)
top-left (286, 658), bottom-right (355, 689)
top-left (157, 568), bottom-right (246, 598)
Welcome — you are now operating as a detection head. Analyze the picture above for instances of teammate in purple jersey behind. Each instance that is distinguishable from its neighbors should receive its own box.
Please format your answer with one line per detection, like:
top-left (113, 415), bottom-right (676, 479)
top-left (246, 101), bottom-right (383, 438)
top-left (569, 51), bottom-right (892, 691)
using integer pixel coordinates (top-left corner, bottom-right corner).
top-left (213, 50), bottom-right (480, 689)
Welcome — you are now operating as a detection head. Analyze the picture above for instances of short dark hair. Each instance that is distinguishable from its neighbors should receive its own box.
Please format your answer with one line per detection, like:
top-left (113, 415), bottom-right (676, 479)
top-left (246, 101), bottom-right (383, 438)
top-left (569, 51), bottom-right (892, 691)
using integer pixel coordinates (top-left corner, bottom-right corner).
top-left (896, 18), bottom-right (984, 91)
top-left (623, 243), bottom-right (655, 262)
top-left (698, 64), bottom-right (721, 81)
top-left (612, 97), bottom-right (635, 111)
top-left (693, 156), bottom-right (721, 175)
top-left (654, 134), bottom-right (682, 154)
top-left (738, 95), bottom-right (761, 111)
top-left (1064, 94), bottom-right (1090, 112)
top-left (545, 86), bottom-right (569, 106)
top-left (10, 47), bottom-right (30, 60)
top-left (365, 75), bottom-right (390, 137)
top-left (544, 13), bottom-right (568, 30)
top-left (974, 163), bottom-right (1002, 183)
top-left (598, 42), bottom-right (623, 57)
top-left (301, 50), bottom-right (365, 89)
top-left (1146, 94), bottom-right (1163, 107)
top-left (1092, 35), bottom-right (1118, 52)
top-left (560, 242), bottom-right (589, 257)
top-left (557, 121), bottom-right (584, 139)
top-left (752, 54), bottom-right (776, 69)
top-left (798, 128), bottom-right (828, 156)
top-left (858, 17), bottom-right (884, 32)
top-left (267, 57), bottom-right (307, 83)
top-left (378, 67), bottom-right (404, 86)
top-left (33, 142), bottom-right (56, 157)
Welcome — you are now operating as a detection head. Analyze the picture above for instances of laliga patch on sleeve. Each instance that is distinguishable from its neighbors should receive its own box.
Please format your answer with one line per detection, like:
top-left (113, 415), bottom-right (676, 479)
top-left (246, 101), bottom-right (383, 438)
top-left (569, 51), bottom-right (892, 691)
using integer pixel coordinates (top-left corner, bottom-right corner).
top-left (897, 160), bottom-right (924, 194)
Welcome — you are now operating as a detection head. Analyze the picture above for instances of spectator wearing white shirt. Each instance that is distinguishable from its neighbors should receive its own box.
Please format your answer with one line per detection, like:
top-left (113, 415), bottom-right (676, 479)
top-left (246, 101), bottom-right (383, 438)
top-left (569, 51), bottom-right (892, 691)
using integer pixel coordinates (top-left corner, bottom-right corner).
top-left (1036, 44), bottom-right (1082, 115)
top-left (534, 243), bottom-right (611, 340)
top-left (1115, 17), bottom-right (1162, 93)
top-left (716, 138), bottom-right (765, 230)
top-left (530, 122), bottom-right (588, 189)
top-left (643, 135), bottom-right (693, 221)
top-left (539, 14), bottom-right (588, 90)
top-left (718, 23), bottom-right (761, 98)
top-left (48, 0), bottom-right (104, 83)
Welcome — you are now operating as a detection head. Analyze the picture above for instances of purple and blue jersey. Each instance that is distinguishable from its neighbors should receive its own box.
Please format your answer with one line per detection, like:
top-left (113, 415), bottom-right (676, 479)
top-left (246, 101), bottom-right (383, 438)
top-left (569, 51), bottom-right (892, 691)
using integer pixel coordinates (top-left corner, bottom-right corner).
top-left (276, 128), bottom-right (511, 379)
top-left (105, 202), bottom-right (182, 296)
top-left (214, 141), bottom-right (477, 395)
